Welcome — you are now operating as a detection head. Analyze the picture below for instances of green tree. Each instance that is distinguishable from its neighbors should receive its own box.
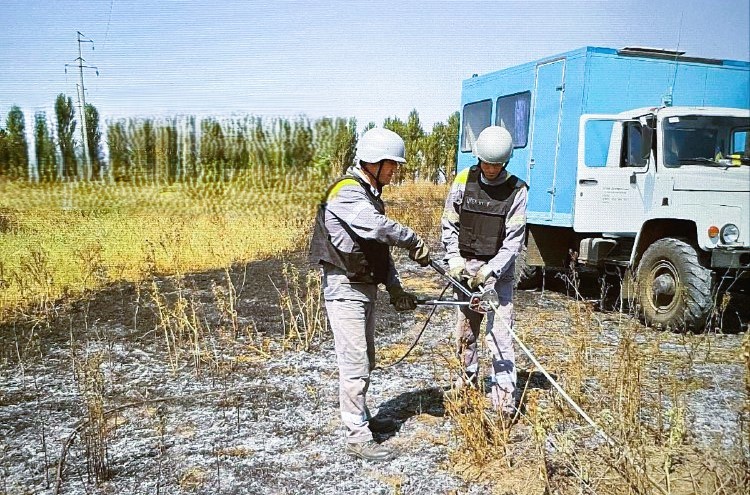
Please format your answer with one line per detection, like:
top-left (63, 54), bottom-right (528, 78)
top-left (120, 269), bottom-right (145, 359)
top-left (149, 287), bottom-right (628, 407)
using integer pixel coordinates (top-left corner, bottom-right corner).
top-left (107, 121), bottom-right (130, 181)
top-left (156, 120), bottom-right (179, 184)
top-left (312, 117), bottom-right (357, 178)
top-left (199, 117), bottom-right (226, 179)
top-left (84, 103), bottom-right (103, 179)
top-left (288, 118), bottom-right (314, 171)
top-left (4, 106), bottom-right (29, 179)
top-left (226, 119), bottom-right (250, 173)
top-left (55, 93), bottom-right (77, 179)
top-left (332, 118), bottom-right (357, 176)
top-left (428, 111), bottom-right (460, 182)
top-left (0, 128), bottom-right (9, 175)
top-left (34, 112), bottom-right (58, 182)
top-left (129, 118), bottom-right (156, 183)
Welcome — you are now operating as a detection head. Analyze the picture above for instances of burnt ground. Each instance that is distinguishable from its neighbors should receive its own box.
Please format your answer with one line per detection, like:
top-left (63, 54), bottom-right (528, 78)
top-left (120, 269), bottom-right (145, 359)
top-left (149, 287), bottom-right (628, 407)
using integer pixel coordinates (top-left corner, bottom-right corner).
top-left (0, 252), bottom-right (748, 495)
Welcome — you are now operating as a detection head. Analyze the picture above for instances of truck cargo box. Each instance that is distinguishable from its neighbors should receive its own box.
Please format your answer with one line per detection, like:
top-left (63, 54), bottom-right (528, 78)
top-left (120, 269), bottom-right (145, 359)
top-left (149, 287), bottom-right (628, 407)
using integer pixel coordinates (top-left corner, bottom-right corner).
top-left (458, 46), bottom-right (750, 227)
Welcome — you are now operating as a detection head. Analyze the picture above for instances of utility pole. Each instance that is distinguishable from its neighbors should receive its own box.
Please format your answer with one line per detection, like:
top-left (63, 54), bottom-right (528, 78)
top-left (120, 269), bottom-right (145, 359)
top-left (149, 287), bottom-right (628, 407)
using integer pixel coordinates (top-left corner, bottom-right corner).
top-left (65, 31), bottom-right (98, 180)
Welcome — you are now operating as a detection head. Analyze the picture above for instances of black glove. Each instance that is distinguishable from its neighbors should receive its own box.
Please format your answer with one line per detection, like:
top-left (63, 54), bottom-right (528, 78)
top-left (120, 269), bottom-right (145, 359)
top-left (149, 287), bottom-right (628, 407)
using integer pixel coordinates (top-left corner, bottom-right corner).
top-left (408, 237), bottom-right (431, 267)
top-left (387, 285), bottom-right (418, 312)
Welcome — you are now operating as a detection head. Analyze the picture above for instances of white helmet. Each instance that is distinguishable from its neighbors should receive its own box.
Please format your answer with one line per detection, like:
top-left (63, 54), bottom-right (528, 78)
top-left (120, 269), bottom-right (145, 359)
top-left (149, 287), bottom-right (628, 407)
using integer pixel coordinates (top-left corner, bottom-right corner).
top-left (356, 128), bottom-right (406, 164)
top-left (473, 126), bottom-right (513, 164)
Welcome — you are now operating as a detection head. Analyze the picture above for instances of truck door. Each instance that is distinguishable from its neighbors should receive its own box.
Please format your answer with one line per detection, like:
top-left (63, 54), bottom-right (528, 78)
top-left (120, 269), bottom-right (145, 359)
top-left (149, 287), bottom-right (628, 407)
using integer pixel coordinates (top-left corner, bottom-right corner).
top-left (528, 59), bottom-right (565, 219)
top-left (573, 115), bottom-right (651, 233)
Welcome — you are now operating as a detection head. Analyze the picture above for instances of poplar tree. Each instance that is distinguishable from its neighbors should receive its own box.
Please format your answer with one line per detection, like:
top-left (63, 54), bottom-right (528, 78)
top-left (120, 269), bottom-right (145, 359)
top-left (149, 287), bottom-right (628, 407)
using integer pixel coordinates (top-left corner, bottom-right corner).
top-left (5, 106), bottom-right (29, 179)
top-left (107, 121), bottom-right (130, 181)
top-left (84, 103), bottom-right (103, 179)
top-left (55, 93), bottom-right (77, 179)
top-left (34, 111), bottom-right (58, 182)
top-left (0, 129), bottom-right (8, 175)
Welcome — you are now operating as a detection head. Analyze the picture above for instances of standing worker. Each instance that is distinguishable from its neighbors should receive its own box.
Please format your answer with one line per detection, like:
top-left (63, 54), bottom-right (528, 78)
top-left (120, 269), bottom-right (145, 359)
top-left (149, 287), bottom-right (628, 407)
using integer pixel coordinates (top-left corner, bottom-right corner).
top-left (440, 125), bottom-right (528, 415)
top-left (309, 127), bottom-right (431, 462)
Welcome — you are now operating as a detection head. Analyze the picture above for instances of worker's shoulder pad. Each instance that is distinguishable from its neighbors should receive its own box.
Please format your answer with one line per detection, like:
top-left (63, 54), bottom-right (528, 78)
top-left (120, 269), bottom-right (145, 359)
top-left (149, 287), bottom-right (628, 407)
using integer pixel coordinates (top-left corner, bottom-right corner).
top-left (510, 175), bottom-right (528, 189)
top-left (453, 168), bottom-right (470, 185)
top-left (327, 177), bottom-right (360, 201)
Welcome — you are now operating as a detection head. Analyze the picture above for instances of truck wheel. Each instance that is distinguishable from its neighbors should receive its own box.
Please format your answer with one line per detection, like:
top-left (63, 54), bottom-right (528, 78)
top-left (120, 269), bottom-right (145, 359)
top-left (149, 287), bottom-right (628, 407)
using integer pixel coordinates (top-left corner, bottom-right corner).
top-left (636, 238), bottom-right (713, 331)
top-left (515, 246), bottom-right (542, 290)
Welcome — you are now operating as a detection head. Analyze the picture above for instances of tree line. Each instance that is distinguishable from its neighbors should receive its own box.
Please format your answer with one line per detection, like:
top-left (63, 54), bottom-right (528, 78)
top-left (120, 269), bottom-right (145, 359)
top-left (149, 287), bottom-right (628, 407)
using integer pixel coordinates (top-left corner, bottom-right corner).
top-left (0, 94), bottom-right (459, 185)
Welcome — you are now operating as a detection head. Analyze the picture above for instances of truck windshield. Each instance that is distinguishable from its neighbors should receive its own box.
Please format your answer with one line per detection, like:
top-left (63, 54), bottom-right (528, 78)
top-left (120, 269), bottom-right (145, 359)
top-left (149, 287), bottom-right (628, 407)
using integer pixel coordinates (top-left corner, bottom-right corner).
top-left (662, 115), bottom-right (750, 168)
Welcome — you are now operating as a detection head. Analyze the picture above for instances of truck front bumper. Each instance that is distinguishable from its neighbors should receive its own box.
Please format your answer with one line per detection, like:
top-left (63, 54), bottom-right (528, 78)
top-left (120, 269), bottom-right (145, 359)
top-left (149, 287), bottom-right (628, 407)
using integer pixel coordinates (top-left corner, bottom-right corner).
top-left (711, 248), bottom-right (750, 269)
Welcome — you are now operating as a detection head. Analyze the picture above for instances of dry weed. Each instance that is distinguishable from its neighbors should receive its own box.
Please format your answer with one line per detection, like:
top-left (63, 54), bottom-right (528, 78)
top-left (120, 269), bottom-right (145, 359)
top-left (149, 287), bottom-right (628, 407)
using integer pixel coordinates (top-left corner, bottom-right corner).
top-left (179, 467), bottom-right (207, 491)
top-left (274, 262), bottom-right (327, 351)
top-left (75, 351), bottom-right (110, 483)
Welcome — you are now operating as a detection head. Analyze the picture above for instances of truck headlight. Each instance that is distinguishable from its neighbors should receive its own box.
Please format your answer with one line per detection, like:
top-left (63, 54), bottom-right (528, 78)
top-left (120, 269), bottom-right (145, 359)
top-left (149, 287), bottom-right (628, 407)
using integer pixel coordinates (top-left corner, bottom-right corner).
top-left (720, 224), bottom-right (739, 243)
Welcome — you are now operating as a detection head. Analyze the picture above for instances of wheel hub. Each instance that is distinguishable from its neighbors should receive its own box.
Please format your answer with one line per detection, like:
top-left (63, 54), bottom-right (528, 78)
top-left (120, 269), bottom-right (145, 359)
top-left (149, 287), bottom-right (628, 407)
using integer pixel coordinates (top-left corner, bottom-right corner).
top-left (652, 273), bottom-right (676, 297)
top-left (649, 261), bottom-right (680, 312)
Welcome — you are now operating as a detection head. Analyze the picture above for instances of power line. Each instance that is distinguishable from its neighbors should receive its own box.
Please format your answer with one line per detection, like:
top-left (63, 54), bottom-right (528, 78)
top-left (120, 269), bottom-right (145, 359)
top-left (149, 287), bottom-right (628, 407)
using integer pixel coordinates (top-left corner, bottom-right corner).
top-left (65, 31), bottom-right (98, 180)
top-left (102, 0), bottom-right (115, 49)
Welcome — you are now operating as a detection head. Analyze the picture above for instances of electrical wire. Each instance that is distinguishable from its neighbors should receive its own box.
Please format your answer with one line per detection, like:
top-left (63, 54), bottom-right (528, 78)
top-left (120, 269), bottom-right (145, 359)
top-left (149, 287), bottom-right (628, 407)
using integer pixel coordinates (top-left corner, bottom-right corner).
top-left (102, 0), bottom-right (115, 50)
top-left (376, 282), bottom-right (450, 369)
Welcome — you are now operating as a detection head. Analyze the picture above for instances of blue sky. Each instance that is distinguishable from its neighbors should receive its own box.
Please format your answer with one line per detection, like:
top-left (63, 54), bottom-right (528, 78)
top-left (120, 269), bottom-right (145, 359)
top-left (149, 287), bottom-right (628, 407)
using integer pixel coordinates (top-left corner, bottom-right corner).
top-left (1, 0), bottom-right (749, 131)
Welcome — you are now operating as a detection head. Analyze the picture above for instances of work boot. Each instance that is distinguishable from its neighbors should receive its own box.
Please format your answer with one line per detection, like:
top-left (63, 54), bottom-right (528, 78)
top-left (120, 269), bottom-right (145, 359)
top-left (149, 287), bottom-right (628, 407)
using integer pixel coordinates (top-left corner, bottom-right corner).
top-left (444, 372), bottom-right (480, 402)
top-left (346, 440), bottom-right (395, 462)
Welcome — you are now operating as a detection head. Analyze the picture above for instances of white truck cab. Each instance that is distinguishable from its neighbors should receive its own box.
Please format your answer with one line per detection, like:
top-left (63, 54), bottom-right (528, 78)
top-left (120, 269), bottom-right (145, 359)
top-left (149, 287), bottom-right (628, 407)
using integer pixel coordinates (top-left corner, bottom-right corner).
top-left (575, 106), bottom-right (749, 329)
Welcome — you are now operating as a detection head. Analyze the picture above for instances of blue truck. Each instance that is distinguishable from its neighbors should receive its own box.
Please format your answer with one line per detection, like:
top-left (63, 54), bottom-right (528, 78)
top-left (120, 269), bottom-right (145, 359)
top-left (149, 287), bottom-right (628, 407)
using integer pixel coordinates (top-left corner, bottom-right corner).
top-left (458, 46), bottom-right (750, 330)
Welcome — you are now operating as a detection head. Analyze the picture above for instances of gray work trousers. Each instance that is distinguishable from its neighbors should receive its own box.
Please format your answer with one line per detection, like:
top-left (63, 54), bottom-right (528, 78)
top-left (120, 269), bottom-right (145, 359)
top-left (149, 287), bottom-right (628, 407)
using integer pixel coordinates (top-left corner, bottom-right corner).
top-left (455, 261), bottom-right (517, 412)
top-left (325, 297), bottom-right (377, 443)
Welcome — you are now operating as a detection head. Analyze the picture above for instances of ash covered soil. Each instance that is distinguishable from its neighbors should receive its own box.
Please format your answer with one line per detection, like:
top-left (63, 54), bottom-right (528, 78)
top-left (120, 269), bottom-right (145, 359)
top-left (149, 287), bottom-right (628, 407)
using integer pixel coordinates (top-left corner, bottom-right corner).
top-left (1, 252), bottom-right (747, 494)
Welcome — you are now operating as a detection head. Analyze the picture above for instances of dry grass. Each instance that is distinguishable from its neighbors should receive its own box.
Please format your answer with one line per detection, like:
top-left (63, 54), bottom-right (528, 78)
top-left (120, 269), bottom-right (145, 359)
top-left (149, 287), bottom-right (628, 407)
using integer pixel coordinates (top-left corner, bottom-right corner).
top-left (386, 180), bottom-right (448, 242)
top-left (274, 262), bottom-right (327, 352)
top-left (0, 178), bottom-right (317, 321)
top-left (1, 174), bottom-right (747, 493)
top-left (440, 276), bottom-right (749, 494)
top-left (178, 467), bottom-right (207, 490)
top-left (0, 178), bottom-right (446, 323)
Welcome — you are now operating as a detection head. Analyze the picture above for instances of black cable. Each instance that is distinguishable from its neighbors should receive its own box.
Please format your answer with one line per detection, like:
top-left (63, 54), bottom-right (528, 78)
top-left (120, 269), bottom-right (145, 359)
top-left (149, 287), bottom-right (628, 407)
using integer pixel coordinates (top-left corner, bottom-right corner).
top-left (377, 282), bottom-right (451, 369)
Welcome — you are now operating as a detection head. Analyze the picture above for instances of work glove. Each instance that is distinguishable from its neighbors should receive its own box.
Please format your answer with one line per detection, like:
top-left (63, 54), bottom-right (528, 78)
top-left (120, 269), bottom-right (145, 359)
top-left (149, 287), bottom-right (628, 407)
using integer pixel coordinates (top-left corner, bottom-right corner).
top-left (447, 257), bottom-right (467, 280)
top-left (387, 285), bottom-right (418, 312)
top-left (467, 264), bottom-right (494, 290)
top-left (408, 237), bottom-right (431, 267)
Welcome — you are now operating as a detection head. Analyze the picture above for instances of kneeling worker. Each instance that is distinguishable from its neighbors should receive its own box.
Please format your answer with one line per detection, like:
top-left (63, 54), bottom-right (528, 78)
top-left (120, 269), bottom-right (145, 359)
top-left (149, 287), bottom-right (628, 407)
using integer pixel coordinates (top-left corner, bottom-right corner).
top-left (441, 126), bottom-right (528, 414)
top-left (309, 127), bottom-right (431, 461)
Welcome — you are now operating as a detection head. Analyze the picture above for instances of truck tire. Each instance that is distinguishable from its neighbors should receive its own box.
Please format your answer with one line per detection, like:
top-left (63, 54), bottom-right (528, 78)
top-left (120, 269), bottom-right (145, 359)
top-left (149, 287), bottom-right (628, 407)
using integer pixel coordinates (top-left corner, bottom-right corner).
top-left (636, 238), bottom-right (713, 331)
top-left (515, 246), bottom-right (542, 290)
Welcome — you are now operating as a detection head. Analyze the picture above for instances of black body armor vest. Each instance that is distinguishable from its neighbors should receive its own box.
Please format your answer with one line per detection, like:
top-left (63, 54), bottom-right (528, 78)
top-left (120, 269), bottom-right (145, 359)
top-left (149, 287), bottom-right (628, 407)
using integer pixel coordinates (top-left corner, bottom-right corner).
top-left (308, 175), bottom-right (390, 285)
top-left (458, 166), bottom-right (526, 260)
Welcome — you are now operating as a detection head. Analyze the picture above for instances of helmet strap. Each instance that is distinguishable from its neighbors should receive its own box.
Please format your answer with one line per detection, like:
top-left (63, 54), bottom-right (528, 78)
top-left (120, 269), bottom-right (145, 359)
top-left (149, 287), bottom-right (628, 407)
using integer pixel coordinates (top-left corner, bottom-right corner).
top-left (362, 161), bottom-right (385, 192)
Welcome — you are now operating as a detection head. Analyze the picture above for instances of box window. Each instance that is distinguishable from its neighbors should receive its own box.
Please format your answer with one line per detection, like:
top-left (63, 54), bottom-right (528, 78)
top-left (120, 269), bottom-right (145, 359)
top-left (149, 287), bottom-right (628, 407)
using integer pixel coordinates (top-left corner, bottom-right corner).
top-left (461, 99), bottom-right (492, 152)
top-left (495, 92), bottom-right (531, 148)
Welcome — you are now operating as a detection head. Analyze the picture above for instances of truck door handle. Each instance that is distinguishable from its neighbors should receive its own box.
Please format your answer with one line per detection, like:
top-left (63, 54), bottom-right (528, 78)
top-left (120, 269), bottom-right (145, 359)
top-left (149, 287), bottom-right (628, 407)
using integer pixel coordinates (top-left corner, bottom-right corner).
top-left (578, 179), bottom-right (598, 185)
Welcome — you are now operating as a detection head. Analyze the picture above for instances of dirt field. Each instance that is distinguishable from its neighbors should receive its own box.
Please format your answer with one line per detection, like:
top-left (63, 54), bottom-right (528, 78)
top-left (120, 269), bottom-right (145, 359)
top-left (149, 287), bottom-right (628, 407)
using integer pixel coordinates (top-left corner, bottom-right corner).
top-left (1, 251), bottom-right (747, 494)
